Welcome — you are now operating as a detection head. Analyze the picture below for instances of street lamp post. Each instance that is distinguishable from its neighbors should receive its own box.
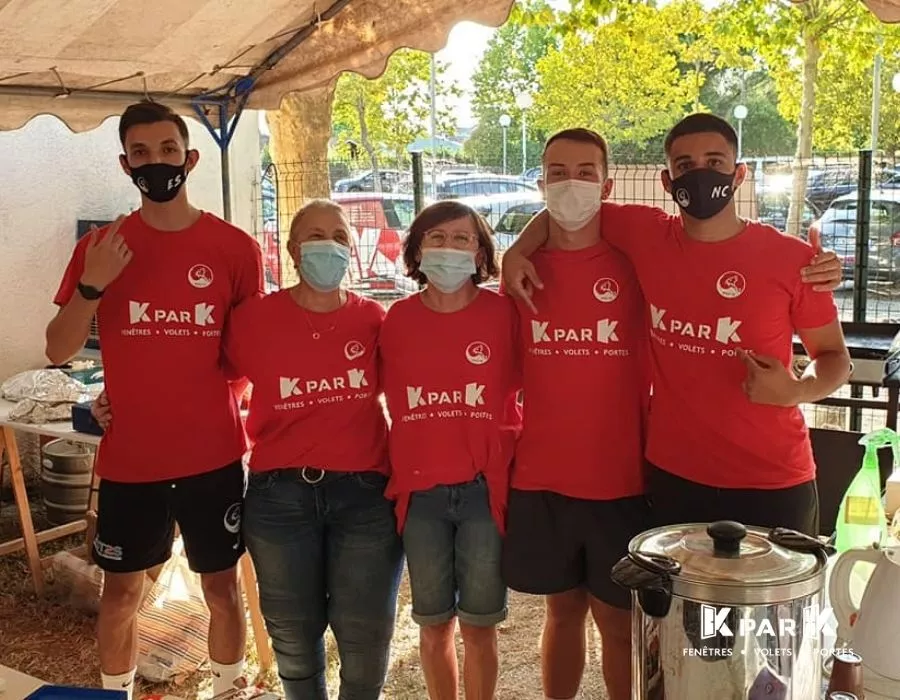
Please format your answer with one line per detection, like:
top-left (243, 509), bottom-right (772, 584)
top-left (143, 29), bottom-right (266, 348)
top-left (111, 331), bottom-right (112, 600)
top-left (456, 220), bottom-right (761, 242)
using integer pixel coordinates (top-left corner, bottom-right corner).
top-left (516, 92), bottom-right (533, 175)
top-left (499, 114), bottom-right (511, 175)
top-left (733, 104), bottom-right (748, 161)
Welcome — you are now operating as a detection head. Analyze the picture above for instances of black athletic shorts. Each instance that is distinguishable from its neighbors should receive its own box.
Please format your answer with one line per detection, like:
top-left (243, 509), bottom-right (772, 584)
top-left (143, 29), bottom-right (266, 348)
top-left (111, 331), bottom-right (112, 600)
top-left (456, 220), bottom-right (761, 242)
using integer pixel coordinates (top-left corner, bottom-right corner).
top-left (92, 461), bottom-right (245, 574)
top-left (501, 488), bottom-right (651, 609)
top-left (647, 464), bottom-right (820, 535)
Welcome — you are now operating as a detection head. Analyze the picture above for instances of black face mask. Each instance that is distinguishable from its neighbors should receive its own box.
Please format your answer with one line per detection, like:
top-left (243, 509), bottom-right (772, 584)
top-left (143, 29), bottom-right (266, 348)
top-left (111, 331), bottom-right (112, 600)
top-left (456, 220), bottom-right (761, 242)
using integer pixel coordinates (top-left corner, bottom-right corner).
top-left (668, 168), bottom-right (736, 220)
top-left (128, 160), bottom-right (189, 203)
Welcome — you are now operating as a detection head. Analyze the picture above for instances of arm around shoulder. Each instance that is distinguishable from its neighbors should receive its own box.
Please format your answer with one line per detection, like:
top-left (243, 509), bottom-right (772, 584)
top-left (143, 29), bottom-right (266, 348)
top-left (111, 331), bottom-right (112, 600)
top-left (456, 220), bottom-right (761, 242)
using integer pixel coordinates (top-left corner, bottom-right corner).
top-left (795, 320), bottom-right (851, 404)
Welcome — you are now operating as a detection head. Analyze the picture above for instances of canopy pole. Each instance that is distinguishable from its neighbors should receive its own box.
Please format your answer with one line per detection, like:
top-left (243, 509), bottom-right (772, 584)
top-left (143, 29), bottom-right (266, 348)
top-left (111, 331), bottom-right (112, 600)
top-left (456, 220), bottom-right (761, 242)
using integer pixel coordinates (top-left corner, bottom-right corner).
top-left (219, 103), bottom-right (233, 221)
top-left (192, 89), bottom-right (251, 222)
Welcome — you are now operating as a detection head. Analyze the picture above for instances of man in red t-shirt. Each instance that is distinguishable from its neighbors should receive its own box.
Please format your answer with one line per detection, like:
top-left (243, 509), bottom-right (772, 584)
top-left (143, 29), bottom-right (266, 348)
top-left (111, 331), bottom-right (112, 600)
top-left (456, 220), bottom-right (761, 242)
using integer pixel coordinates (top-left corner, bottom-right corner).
top-left (501, 129), bottom-right (651, 700)
top-left (45, 101), bottom-right (263, 699)
top-left (504, 114), bottom-right (849, 540)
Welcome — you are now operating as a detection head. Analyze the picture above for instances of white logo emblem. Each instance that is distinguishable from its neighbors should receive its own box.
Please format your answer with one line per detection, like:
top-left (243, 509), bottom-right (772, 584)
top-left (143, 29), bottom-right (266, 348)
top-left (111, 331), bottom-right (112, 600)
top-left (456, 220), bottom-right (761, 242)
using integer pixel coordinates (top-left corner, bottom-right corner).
top-left (93, 536), bottom-right (124, 561)
top-left (348, 369), bottom-right (368, 389)
top-left (699, 603), bottom-right (835, 640)
top-left (675, 188), bottom-right (691, 208)
top-left (280, 377), bottom-right (302, 399)
top-left (465, 341), bottom-right (491, 365)
top-left (136, 177), bottom-right (150, 194)
top-left (531, 319), bottom-right (618, 344)
top-left (593, 278), bottom-right (619, 303)
top-left (129, 301), bottom-right (151, 324)
top-left (344, 340), bottom-right (366, 361)
top-left (188, 264), bottom-right (214, 289)
top-left (194, 303), bottom-right (216, 326)
top-left (223, 502), bottom-right (242, 534)
top-left (712, 184), bottom-right (732, 199)
top-left (406, 383), bottom-right (485, 410)
top-left (700, 604), bottom-right (733, 639)
top-left (716, 271), bottom-right (746, 299)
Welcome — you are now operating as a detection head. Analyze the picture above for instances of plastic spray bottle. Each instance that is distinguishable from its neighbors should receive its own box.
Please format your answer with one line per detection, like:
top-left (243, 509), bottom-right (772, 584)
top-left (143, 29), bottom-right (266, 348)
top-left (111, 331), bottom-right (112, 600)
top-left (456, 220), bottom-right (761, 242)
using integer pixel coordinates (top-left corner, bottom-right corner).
top-left (834, 427), bottom-right (897, 552)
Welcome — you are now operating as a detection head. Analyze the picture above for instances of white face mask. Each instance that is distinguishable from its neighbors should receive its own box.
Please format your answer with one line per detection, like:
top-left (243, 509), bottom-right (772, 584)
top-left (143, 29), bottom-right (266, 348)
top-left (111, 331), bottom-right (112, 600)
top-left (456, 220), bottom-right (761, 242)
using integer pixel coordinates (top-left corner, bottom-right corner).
top-left (544, 179), bottom-right (604, 231)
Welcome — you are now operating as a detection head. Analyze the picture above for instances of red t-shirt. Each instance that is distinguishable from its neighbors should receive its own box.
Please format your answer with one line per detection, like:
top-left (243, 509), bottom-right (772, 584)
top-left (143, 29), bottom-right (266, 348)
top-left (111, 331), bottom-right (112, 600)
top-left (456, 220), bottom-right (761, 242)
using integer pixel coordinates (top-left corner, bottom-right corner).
top-left (511, 239), bottom-right (650, 501)
top-left (53, 211), bottom-right (264, 483)
top-left (602, 203), bottom-right (838, 488)
top-left (224, 290), bottom-right (389, 474)
top-left (380, 290), bottom-right (522, 532)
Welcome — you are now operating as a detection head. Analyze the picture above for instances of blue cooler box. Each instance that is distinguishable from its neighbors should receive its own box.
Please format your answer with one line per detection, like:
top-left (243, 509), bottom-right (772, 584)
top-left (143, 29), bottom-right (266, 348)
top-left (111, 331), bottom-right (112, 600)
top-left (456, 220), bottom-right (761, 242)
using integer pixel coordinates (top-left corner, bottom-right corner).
top-left (27, 687), bottom-right (126, 699)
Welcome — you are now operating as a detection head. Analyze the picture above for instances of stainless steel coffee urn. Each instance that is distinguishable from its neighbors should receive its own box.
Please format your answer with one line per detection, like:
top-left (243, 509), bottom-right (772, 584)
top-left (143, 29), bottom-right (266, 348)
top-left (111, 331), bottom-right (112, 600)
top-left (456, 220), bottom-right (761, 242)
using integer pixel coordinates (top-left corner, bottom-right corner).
top-left (611, 521), bottom-right (833, 699)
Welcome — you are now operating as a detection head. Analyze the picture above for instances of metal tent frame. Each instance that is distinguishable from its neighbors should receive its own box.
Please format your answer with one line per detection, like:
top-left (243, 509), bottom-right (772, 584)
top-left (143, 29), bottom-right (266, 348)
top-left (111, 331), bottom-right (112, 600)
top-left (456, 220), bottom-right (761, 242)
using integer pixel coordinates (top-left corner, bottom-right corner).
top-left (0, 0), bottom-right (353, 221)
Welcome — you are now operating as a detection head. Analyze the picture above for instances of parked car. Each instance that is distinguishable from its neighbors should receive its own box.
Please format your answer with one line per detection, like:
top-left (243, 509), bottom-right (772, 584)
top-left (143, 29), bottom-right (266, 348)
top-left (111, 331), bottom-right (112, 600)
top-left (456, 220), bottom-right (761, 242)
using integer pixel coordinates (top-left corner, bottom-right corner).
top-left (805, 167), bottom-right (858, 212)
top-left (331, 192), bottom-right (419, 298)
top-left (492, 201), bottom-right (544, 255)
top-left (433, 175), bottom-right (537, 200)
top-left (521, 166), bottom-right (542, 184)
top-left (756, 192), bottom-right (820, 234)
top-left (808, 189), bottom-right (900, 283)
top-left (461, 190), bottom-right (543, 228)
top-left (334, 169), bottom-right (405, 193)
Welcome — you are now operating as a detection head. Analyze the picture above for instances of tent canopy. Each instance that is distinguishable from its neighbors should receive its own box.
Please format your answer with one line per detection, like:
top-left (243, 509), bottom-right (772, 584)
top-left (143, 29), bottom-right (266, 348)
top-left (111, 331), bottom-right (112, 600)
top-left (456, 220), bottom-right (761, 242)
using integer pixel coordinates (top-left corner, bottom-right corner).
top-left (1, 0), bottom-right (894, 135)
top-left (863, 0), bottom-right (900, 22)
top-left (0, 0), bottom-right (515, 134)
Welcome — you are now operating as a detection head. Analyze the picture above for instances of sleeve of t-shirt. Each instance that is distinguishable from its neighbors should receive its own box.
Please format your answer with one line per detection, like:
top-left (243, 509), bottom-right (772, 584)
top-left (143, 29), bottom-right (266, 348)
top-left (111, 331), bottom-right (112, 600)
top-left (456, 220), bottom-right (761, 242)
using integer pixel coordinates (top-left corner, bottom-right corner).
top-left (790, 276), bottom-right (839, 330)
top-left (505, 296), bottom-right (524, 392)
top-left (222, 300), bottom-right (253, 382)
top-left (53, 236), bottom-right (91, 306)
top-left (234, 237), bottom-right (265, 307)
top-left (788, 239), bottom-right (839, 329)
top-left (376, 305), bottom-right (399, 395)
top-left (600, 202), bottom-right (671, 261)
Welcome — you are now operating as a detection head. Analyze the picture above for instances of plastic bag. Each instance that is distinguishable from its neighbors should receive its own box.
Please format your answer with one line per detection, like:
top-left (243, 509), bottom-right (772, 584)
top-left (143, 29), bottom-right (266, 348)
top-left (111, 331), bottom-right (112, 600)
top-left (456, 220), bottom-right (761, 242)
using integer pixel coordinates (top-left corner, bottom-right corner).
top-left (136, 538), bottom-right (210, 683)
top-left (49, 550), bottom-right (104, 613)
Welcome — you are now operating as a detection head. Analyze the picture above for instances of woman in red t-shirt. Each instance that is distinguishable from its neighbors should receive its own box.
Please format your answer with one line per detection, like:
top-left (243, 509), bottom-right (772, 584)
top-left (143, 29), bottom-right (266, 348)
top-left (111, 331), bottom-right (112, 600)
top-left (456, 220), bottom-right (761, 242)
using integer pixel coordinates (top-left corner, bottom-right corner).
top-left (379, 201), bottom-right (522, 700)
top-left (225, 200), bottom-right (403, 700)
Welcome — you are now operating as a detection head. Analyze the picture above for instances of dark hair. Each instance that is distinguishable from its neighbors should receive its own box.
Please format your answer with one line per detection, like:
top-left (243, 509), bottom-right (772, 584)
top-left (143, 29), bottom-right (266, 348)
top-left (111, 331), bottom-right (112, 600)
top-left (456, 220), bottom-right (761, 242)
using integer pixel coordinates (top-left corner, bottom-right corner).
top-left (542, 128), bottom-right (609, 174)
top-left (664, 113), bottom-right (738, 156)
top-left (403, 201), bottom-right (499, 286)
top-left (119, 101), bottom-right (190, 149)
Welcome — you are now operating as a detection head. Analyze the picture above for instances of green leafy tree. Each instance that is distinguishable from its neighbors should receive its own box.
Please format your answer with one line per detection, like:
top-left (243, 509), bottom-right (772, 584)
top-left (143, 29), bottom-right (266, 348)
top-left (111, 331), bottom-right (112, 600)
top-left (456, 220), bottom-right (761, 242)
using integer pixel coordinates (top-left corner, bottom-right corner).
top-left (521, 0), bottom-right (756, 158)
top-left (698, 68), bottom-right (797, 157)
top-left (777, 24), bottom-right (900, 153)
top-left (464, 2), bottom-right (555, 171)
top-left (727, 0), bottom-right (893, 233)
top-left (531, 3), bottom-right (699, 153)
top-left (332, 49), bottom-right (461, 182)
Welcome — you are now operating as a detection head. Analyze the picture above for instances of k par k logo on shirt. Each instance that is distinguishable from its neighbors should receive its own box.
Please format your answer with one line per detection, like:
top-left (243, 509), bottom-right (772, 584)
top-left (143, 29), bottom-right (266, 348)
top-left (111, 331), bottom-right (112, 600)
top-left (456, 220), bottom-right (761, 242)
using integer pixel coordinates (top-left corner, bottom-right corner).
top-left (128, 301), bottom-right (216, 326)
top-left (279, 370), bottom-right (369, 400)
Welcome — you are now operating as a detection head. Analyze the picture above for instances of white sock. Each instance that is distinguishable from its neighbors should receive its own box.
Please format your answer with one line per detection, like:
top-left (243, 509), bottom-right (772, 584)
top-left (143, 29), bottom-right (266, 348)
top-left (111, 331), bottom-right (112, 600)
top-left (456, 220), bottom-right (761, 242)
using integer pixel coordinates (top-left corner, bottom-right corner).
top-left (210, 659), bottom-right (245, 696)
top-left (101, 669), bottom-right (135, 700)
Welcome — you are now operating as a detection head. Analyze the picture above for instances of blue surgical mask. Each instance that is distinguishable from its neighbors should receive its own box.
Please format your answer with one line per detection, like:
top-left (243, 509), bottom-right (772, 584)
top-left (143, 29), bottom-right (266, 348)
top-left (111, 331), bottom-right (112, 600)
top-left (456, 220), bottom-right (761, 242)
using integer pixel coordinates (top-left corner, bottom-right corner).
top-left (420, 248), bottom-right (477, 293)
top-left (299, 240), bottom-right (350, 292)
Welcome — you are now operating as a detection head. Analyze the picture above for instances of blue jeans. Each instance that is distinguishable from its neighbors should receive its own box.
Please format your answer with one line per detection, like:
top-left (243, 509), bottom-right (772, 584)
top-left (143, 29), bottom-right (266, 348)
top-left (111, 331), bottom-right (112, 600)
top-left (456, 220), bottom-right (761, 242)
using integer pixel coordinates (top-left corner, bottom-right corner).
top-left (243, 468), bottom-right (404, 700)
top-left (402, 476), bottom-right (507, 628)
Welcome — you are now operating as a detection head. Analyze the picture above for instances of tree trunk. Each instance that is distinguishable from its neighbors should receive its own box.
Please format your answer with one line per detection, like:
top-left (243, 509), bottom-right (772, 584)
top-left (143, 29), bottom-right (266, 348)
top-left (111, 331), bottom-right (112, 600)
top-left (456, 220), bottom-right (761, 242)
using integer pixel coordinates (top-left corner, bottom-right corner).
top-left (356, 92), bottom-right (381, 192)
top-left (786, 30), bottom-right (821, 238)
top-left (267, 81), bottom-right (337, 285)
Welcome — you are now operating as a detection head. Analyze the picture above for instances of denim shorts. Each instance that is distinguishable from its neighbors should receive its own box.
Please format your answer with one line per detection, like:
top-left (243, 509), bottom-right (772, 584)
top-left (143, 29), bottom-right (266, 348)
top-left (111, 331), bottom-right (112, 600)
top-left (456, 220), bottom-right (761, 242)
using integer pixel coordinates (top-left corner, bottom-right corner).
top-left (402, 476), bottom-right (507, 628)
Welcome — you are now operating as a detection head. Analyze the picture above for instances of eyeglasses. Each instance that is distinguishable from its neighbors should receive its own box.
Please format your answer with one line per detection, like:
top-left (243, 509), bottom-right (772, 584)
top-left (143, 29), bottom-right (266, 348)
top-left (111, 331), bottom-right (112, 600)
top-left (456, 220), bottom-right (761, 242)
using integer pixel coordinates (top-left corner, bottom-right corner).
top-left (423, 229), bottom-right (477, 248)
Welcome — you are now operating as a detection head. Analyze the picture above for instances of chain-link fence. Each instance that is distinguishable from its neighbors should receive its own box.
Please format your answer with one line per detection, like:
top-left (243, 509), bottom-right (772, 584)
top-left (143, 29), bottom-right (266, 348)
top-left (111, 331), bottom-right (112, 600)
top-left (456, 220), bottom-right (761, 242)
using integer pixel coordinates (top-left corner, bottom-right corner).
top-left (253, 149), bottom-right (900, 318)
top-left (252, 148), bottom-right (900, 438)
